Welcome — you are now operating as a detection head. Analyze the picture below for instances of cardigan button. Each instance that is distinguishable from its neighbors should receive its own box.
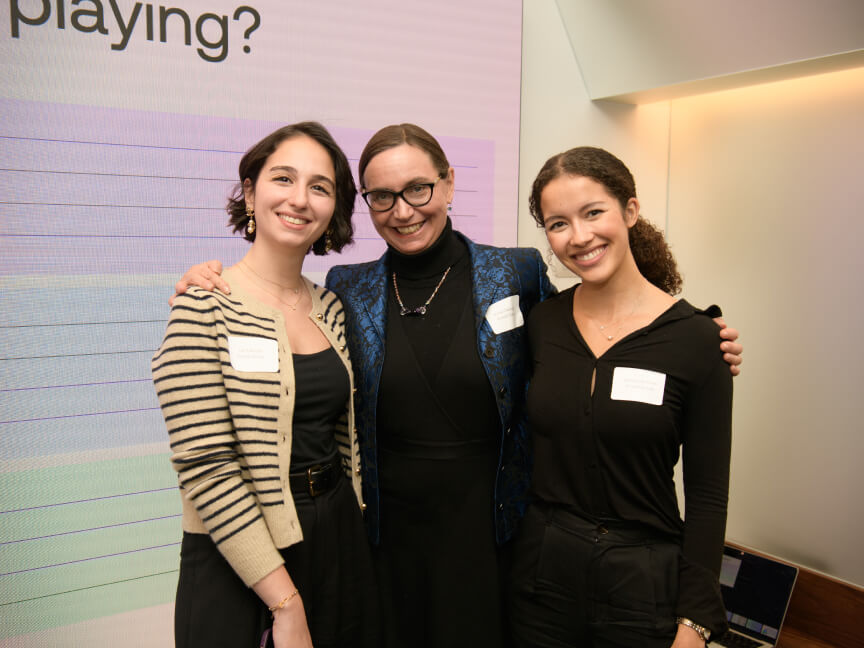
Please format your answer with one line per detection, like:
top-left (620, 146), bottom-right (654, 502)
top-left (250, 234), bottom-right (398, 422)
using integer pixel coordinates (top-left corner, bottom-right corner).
top-left (355, 467), bottom-right (362, 475)
top-left (360, 503), bottom-right (367, 511)
top-left (316, 313), bottom-right (323, 320)
top-left (340, 345), bottom-right (346, 352)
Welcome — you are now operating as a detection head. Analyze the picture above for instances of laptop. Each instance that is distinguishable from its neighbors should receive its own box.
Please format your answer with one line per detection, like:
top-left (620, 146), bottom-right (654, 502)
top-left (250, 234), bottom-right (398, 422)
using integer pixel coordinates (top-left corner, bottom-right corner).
top-left (711, 545), bottom-right (799, 647)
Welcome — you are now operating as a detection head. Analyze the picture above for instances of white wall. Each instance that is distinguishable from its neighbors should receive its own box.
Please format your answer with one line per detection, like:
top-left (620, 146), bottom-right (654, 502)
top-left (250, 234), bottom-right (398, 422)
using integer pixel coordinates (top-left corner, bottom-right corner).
top-left (518, 0), bottom-right (670, 280)
top-left (520, 1), bottom-right (864, 586)
top-left (666, 67), bottom-right (864, 585)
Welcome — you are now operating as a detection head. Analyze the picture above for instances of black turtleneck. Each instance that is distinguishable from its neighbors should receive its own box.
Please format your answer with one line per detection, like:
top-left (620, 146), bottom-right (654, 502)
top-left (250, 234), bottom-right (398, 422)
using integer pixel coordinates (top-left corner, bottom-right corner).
top-left (386, 219), bottom-right (470, 381)
top-left (377, 220), bottom-right (500, 448)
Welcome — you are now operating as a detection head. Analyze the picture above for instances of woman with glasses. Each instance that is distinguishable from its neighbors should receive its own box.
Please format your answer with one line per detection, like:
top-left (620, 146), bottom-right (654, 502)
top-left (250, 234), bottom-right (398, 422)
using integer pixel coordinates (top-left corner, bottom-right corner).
top-left (173, 123), bottom-right (743, 648)
top-left (324, 124), bottom-right (552, 647)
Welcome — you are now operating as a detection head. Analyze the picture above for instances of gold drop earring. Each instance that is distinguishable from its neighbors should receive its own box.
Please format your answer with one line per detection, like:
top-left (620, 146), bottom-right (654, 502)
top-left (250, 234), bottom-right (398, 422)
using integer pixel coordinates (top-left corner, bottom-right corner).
top-left (246, 205), bottom-right (256, 235)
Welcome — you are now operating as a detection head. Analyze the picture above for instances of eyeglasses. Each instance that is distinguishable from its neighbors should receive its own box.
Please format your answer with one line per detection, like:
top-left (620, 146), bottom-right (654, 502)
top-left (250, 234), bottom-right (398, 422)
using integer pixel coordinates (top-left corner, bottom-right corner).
top-left (361, 176), bottom-right (444, 212)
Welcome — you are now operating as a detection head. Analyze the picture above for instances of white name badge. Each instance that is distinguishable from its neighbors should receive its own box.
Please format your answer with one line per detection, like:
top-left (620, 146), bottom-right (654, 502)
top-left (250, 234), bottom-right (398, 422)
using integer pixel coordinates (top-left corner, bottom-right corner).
top-left (610, 367), bottom-right (666, 406)
top-left (485, 295), bottom-right (524, 334)
top-left (228, 336), bottom-right (278, 373)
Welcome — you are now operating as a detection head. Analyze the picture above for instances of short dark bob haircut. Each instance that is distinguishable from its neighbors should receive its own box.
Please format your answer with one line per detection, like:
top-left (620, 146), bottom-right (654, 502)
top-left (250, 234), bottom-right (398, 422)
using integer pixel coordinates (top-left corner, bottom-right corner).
top-left (226, 121), bottom-right (355, 255)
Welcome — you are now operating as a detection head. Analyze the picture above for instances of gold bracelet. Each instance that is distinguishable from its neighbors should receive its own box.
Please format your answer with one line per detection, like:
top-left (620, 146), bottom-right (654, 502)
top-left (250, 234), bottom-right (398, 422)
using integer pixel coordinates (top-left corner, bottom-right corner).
top-left (268, 589), bottom-right (299, 616)
top-left (677, 617), bottom-right (711, 642)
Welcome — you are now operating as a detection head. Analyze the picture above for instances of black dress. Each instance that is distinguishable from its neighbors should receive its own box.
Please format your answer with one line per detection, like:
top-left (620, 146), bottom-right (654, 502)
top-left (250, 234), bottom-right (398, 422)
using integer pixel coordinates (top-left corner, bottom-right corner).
top-left (374, 223), bottom-right (505, 647)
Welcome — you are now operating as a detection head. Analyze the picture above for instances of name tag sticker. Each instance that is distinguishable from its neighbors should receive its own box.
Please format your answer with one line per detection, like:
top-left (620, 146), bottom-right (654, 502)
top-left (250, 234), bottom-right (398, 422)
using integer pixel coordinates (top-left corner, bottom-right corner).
top-left (485, 295), bottom-right (524, 334)
top-left (610, 367), bottom-right (666, 406)
top-left (228, 336), bottom-right (278, 373)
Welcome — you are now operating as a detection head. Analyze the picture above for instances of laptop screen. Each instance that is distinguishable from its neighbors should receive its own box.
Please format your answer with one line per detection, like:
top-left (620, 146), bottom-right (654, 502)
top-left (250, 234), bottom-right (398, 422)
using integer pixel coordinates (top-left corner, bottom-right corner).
top-left (719, 546), bottom-right (798, 643)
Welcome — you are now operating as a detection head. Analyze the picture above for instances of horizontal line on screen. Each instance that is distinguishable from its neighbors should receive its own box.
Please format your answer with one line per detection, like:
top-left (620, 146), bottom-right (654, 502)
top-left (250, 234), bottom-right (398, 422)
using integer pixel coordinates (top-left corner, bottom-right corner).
top-left (0, 378), bottom-right (151, 394)
top-left (0, 168), bottom-right (234, 182)
top-left (0, 542), bottom-right (181, 577)
top-left (0, 201), bottom-right (222, 210)
top-left (0, 406), bottom-right (159, 425)
top-left (0, 514), bottom-right (183, 547)
top-left (0, 320), bottom-right (166, 329)
top-left (0, 233), bottom-right (387, 241)
top-left (0, 134), bottom-right (245, 155)
top-left (1, 487), bottom-right (176, 515)
top-left (1, 233), bottom-right (232, 239)
top-left (0, 136), bottom-right (483, 170)
top-left (0, 568), bottom-right (179, 607)
top-left (0, 349), bottom-right (153, 361)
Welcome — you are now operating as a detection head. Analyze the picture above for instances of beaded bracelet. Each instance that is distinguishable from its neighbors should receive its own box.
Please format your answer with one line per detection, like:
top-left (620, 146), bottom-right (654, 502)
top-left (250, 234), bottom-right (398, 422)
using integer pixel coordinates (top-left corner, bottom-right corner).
top-left (268, 589), bottom-right (299, 616)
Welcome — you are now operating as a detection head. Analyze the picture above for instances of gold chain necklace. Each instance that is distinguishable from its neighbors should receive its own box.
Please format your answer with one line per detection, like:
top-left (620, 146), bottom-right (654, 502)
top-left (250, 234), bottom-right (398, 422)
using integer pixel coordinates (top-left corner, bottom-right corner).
top-left (581, 291), bottom-right (644, 341)
top-left (237, 261), bottom-right (305, 311)
top-left (239, 259), bottom-right (302, 294)
top-left (392, 267), bottom-right (451, 317)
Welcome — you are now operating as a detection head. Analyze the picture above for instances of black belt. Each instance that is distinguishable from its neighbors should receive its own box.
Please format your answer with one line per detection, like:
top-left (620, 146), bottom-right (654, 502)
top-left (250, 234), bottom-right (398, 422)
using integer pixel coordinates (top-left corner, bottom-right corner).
top-left (289, 455), bottom-right (343, 497)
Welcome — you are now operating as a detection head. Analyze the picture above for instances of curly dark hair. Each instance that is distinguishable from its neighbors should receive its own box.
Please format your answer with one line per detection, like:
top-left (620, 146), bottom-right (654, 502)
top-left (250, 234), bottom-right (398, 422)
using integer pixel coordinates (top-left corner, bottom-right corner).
top-left (226, 122), bottom-right (355, 255)
top-left (358, 123), bottom-right (449, 188)
top-left (529, 146), bottom-right (682, 295)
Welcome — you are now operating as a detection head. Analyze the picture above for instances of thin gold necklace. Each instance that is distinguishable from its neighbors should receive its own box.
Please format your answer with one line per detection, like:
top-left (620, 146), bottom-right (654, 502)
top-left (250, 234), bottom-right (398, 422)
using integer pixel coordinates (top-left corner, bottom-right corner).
top-left (580, 290), bottom-right (644, 341)
top-left (237, 261), bottom-right (305, 311)
top-left (392, 267), bottom-right (451, 316)
top-left (239, 259), bottom-right (302, 294)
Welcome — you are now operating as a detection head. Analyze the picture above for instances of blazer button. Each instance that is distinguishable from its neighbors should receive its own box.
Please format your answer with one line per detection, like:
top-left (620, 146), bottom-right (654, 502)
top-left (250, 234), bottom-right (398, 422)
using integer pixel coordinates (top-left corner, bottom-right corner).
top-left (484, 347), bottom-right (495, 358)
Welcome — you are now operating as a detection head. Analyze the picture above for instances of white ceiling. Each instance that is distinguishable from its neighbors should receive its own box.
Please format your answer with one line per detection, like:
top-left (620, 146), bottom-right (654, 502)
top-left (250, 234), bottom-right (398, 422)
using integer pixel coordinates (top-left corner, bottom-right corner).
top-left (555, 0), bottom-right (864, 103)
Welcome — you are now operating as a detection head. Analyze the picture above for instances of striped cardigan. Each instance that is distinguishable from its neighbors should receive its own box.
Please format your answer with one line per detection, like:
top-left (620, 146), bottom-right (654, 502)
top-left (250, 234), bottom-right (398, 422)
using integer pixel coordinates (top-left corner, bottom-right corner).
top-left (152, 269), bottom-right (363, 587)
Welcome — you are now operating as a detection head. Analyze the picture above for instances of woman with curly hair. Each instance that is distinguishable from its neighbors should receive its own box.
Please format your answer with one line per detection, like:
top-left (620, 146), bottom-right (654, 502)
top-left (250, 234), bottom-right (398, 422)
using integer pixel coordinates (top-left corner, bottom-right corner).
top-left (509, 147), bottom-right (732, 648)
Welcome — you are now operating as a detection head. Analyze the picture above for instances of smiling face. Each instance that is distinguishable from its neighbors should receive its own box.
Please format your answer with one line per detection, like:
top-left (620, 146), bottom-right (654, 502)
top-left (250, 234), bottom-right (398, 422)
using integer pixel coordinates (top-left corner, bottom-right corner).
top-left (243, 134), bottom-right (336, 252)
top-left (541, 174), bottom-right (639, 286)
top-left (361, 143), bottom-right (454, 255)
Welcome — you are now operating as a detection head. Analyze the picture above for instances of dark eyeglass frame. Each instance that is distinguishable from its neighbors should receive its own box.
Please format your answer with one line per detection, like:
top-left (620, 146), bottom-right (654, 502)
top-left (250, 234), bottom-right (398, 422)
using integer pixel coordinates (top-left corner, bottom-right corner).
top-left (361, 175), bottom-right (445, 212)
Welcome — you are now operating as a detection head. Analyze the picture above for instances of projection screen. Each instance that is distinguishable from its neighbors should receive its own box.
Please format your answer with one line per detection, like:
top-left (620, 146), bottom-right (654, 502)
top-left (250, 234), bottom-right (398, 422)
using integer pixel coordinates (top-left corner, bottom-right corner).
top-left (0, 1), bottom-right (523, 644)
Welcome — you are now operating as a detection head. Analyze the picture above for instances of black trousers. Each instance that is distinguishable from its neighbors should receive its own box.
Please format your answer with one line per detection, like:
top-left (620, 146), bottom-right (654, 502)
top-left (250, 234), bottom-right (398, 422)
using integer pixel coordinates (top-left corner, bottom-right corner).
top-left (508, 504), bottom-right (681, 648)
top-left (174, 476), bottom-right (379, 648)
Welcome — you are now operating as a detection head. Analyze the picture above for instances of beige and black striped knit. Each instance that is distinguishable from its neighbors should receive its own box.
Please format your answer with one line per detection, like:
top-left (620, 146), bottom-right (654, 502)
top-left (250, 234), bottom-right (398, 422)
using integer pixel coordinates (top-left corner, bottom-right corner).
top-left (152, 269), bottom-right (362, 587)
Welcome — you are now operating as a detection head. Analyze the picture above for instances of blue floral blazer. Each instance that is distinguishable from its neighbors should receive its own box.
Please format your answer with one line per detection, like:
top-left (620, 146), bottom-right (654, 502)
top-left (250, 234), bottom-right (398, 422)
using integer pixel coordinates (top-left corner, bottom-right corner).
top-left (326, 233), bottom-right (554, 545)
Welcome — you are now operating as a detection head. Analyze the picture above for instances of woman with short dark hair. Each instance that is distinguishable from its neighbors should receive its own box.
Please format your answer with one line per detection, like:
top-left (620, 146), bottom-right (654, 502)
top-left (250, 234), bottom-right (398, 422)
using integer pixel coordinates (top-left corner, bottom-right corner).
top-left (153, 122), bottom-right (377, 648)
